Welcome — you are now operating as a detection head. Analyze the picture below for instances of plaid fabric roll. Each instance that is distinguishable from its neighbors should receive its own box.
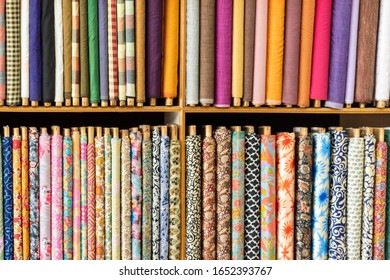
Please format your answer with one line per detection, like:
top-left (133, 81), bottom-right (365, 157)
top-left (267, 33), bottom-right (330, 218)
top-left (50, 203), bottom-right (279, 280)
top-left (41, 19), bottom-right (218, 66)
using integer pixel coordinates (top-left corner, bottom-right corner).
top-left (160, 135), bottom-right (170, 260)
top-left (95, 135), bottom-right (105, 260)
top-left (121, 134), bottom-right (131, 259)
top-left (21, 133), bottom-right (29, 260)
top-left (152, 128), bottom-right (160, 259)
top-left (72, 0), bottom-right (80, 99)
top-left (87, 142), bottom-right (96, 260)
top-left (13, 134), bottom-right (22, 260)
top-left (142, 136), bottom-right (152, 260)
top-left (0, 1), bottom-right (5, 101)
top-left (63, 135), bottom-right (73, 260)
top-left (80, 131), bottom-right (88, 259)
top-left (72, 130), bottom-right (81, 260)
top-left (108, 0), bottom-right (118, 101)
top-left (2, 136), bottom-right (12, 260)
top-left (117, 0), bottom-right (125, 101)
top-left (111, 136), bottom-right (121, 260)
top-left (169, 138), bottom-right (180, 260)
top-left (104, 133), bottom-right (113, 259)
top-left (125, 0), bottom-right (135, 98)
top-left (6, 0), bottom-right (21, 106)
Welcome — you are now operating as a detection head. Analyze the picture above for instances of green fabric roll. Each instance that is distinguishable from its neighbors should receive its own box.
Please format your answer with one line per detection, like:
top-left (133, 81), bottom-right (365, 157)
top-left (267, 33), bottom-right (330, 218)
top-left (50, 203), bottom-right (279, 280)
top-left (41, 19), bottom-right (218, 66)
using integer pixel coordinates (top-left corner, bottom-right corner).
top-left (80, 0), bottom-right (89, 99)
top-left (88, 0), bottom-right (100, 103)
top-left (384, 129), bottom-right (390, 259)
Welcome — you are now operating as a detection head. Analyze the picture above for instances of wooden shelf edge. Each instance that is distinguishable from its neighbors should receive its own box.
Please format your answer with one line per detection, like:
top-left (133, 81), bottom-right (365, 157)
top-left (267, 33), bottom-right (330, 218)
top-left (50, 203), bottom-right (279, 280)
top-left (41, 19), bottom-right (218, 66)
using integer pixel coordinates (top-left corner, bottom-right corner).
top-left (0, 106), bottom-right (182, 113)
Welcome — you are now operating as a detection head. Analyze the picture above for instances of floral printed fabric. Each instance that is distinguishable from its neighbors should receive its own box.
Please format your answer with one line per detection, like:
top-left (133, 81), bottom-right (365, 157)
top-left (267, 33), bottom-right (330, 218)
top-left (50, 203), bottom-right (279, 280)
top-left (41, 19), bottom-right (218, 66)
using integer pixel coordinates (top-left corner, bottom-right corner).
top-left (142, 137), bottom-right (152, 260)
top-left (95, 135), bottom-right (105, 260)
top-left (159, 135), bottom-right (170, 260)
top-left (3, 136), bottom-right (13, 260)
top-left (63, 135), bottom-right (73, 260)
top-left (104, 133), bottom-right (113, 260)
top-left (72, 131), bottom-right (81, 260)
top-left (21, 134), bottom-right (29, 260)
top-left (87, 142), bottom-right (96, 260)
top-left (13, 134), bottom-right (22, 260)
top-left (152, 128), bottom-right (161, 260)
top-left (276, 132), bottom-right (295, 260)
top-left (80, 132), bottom-right (88, 260)
top-left (385, 130), bottom-right (390, 260)
top-left (121, 135), bottom-right (131, 260)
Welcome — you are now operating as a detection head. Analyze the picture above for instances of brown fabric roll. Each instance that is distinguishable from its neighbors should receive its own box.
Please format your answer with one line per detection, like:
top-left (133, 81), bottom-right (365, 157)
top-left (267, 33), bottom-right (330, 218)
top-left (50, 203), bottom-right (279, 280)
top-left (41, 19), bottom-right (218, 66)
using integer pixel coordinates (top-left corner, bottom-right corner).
top-left (136, 0), bottom-right (146, 103)
top-left (63, 0), bottom-right (72, 99)
top-left (80, 0), bottom-right (89, 98)
top-left (243, 0), bottom-right (256, 103)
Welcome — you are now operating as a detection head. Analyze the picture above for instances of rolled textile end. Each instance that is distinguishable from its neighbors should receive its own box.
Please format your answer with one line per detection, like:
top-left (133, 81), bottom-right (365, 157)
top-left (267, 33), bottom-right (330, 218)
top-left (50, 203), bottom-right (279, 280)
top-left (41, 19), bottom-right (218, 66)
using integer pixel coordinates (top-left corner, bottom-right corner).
top-left (73, 97), bottom-right (80, 107)
top-left (188, 125), bottom-right (197, 136)
top-left (22, 98), bottom-right (29, 106)
top-left (259, 126), bottom-right (271, 136)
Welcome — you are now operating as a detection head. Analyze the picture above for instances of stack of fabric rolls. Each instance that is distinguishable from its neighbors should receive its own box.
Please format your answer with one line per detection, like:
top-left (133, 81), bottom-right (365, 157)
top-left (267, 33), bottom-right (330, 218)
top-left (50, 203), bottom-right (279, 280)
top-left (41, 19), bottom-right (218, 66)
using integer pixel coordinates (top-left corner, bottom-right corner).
top-left (185, 124), bottom-right (390, 260)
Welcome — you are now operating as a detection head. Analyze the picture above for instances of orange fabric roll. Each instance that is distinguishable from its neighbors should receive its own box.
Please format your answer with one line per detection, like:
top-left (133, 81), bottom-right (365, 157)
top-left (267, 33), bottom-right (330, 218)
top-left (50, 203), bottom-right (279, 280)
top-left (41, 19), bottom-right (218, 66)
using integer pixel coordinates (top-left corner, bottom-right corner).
top-left (232, 0), bottom-right (244, 100)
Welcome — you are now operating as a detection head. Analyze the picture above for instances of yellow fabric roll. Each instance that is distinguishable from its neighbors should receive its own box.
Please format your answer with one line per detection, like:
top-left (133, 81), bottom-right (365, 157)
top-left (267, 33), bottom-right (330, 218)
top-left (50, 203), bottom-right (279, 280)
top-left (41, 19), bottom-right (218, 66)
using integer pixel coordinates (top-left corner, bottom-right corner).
top-left (265, 0), bottom-right (285, 105)
top-left (232, 0), bottom-right (244, 100)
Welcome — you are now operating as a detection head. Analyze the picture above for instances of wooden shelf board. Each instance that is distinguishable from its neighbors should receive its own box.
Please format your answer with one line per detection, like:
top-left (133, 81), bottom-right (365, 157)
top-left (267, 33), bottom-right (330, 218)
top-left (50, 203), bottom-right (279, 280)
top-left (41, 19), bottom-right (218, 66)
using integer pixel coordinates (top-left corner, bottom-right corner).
top-left (0, 106), bottom-right (181, 113)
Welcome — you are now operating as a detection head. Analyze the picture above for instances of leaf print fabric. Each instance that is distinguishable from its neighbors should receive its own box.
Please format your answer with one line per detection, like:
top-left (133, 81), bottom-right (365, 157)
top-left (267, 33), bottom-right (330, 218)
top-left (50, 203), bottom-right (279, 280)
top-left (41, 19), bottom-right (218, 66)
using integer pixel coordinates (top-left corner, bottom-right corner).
top-left (3, 136), bottom-right (13, 260)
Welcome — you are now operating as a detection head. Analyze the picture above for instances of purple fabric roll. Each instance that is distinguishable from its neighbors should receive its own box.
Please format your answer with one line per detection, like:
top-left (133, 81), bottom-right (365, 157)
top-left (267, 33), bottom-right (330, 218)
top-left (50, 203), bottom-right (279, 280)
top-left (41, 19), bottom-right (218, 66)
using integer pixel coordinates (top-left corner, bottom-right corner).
top-left (30, 0), bottom-right (42, 102)
top-left (325, 0), bottom-right (353, 109)
top-left (215, 0), bottom-right (233, 107)
top-left (146, 0), bottom-right (162, 99)
top-left (98, 0), bottom-right (108, 102)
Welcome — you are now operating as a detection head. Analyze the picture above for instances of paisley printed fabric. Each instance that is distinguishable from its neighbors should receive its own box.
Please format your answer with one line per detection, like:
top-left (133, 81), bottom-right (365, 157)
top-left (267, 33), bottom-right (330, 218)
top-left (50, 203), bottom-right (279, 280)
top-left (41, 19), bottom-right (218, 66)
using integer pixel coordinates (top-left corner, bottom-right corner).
top-left (362, 134), bottom-right (376, 260)
top-left (185, 134), bottom-right (202, 260)
top-left (63, 135), bottom-right (73, 260)
top-left (121, 135), bottom-right (131, 260)
top-left (87, 143), bottom-right (96, 260)
top-left (152, 128), bottom-right (161, 260)
top-left (3, 136), bottom-right (13, 260)
top-left (104, 133), bottom-right (113, 260)
top-left (276, 132), bottom-right (295, 260)
top-left (111, 137), bottom-right (121, 260)
top-left (80, 132), bottom-right (88, 260)
top-left (13, 134), bottom-right (22, 260)
top-left (214, 128), bottom-right (232, 260)
top-left (0, 137), bottom-right (3, 260)
top-left (385, 130), bottom-right (390, 260)
top-left (295, 135), bottom-right (313, 260)
top-left (202, 135), bottom-right (216, 260)
top-left (160, 135), bottom-right (170, 260)
top-left (95, 135), bottom-right (105, 260)
top-left (231, 131), bottom-right (245, 260)
top-left (28, 128), bottom-right (39, 260)
top-left (169, 139), bottom-right (181, 260)
top-left (312, 133), bottom-right (330, 260)
top-left (373, 141), bottom-right (387, 260)
top-left (72, 131), bottom-right (81, 260)
top-left (21, 134), bottom-right (29, 260)
top-left (244, 132), bottom-right (260, 260)
top-left (142, 137), bottom-right (152, 260)
top-left (347, 137), bottom-right (364, 260)
top-left (328, 130), bottom-right (348, 260)
top-left (260, 134), bottom-right (276, 260)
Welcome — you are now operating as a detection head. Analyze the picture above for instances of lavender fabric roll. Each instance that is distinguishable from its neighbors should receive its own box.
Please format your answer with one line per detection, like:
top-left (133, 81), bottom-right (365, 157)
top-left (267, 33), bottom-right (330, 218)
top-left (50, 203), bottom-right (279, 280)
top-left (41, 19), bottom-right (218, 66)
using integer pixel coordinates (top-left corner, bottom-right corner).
top-left (98, 0), bottom-right (108, 102)
top-left (215, 0), bottom-right (233, 107)
top-left (325, 0), bottom-right (353, 109)
top-left (29, 0), bottom-right (42, 102)
top-left (146, 0), bottom-right (162, 99)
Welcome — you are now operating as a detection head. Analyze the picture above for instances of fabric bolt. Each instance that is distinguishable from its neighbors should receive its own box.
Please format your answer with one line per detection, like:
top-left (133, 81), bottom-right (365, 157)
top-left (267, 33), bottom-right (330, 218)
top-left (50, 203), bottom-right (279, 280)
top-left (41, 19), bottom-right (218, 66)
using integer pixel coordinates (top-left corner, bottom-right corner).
top-left (0, 1), bottom-right (5, 101)
top-left (87, 142), bottom-right (96, 260)
top-left (362, 134), bottom-right (376, 260)
top-left (0, 138), bottom-right (3, 260)
top-left (63, 0), bottom-right (72, 100)
top-left (80, 132), bottom-right (88, 260)
top-left (20, 0), bottom-right (29, 101)
top-left (355, 0), bottom-right (379, 104)
top-left (276, 133), bottom-right (295, 260)
top-left (142, 137), bottom-right (152, 260)
top-left (72, 131), bottom-right (81, 260)
top-left (345, 0), bottom-right (360, 105)
top-left (145, 0), bottom-right (162, 99)
top-left (152, 128), bottom-right (160, 260)
top-left (121, 134), bottom-right (131, 260)
top-left (186, 0), bottom-right (200, 105)
top-left (63, 135), bottom-right (73, 260)
top-left (88, 0), bottom-right (100, 103)
top-left (54, 0), bottom-right (64, 103)
top-left (373, 142), bottom-right (387, 260)
top-left (111, 136), bottom-right (121, 260)
top-left (2, 136), bottom-right (13, 260)
top-left (130, 131), bottom-right (142, 260)
top-left (215, 128), bottom-right (232, 260)
top-left (108, 0), bottom-right (118, 101)
top-left (312, 133), bottom-right (331, 260)
top-left (117, 0), bottom-right (126, 102)
top-left (80, 0), bottom-right (89, 99)
top-left (325, 0), bottom-right (353, 109)
top-left (21, 134), bottom-right (29, 260)
top-left (104, 133), bottom-right (112, 259)
top-left (95, 135), bottom-right (105, 260)
top-left (199, 0), bottom-right (215, 105)
top-left (282, 0), bottom-right (302, 106)
top-left (29, 0), bottom-right (42, 102)
top-left (13, 134), bottom-right (22, 260)
top-left (244, 131), bottom-right (260, 260)
top-left (6, 0), bottom-right (21, 105)
top-left (231, 0), bottom-right (244, 102)
top-left (243, 0), bottom-right (256, 103)
top-left (295, 135), bottom-right (313, 260)
top-left (125, 0), bottom-right (135, 98)
top-left (169, 139), bottom-right (181, 260)
top-left (202, 134), bottom-right (216, 260)
top-left (252, 0), bottom-right (268, 106)
top-left (28, 129), bottom-right (39, 260)
top-left (385, 130), bottom-right (390, 259)
top-left (72, 0), bottom-right (80, 99)
top-left (39, 132), bottom-right (50, 260)
top-left (231, 131), bottom-right (245, 260)
top-left (215, 0), bottom-right (233, 107)
top-left (185, 134), bottom-right (202, 260)
top-left (135, 0), bottom-right (145, 104)
top-left (159, 135), bottom-right (170, 260)
top-left (98, 0), bottom-right (108, 102)
top-left (347, 137), bottom-right (364, 260)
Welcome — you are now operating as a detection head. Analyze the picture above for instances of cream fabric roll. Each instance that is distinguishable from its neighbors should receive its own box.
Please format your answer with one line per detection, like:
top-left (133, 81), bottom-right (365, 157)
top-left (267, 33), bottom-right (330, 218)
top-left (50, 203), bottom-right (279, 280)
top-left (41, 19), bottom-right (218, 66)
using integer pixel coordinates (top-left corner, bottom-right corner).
top-left (54, 0), bottom-right (64, 102)
top-left (21, 0), bottom-right (29, 100)
top-left (111, 137), bottom-right (121, 260)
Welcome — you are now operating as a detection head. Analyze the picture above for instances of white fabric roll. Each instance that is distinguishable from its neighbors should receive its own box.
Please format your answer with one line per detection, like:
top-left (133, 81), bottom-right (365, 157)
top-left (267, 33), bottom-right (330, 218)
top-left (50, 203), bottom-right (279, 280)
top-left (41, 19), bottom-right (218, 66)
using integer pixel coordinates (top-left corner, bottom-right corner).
top-left (54, 0), bottom-right (64, 103)
top-left (21, 0), bottom-right (29, 99)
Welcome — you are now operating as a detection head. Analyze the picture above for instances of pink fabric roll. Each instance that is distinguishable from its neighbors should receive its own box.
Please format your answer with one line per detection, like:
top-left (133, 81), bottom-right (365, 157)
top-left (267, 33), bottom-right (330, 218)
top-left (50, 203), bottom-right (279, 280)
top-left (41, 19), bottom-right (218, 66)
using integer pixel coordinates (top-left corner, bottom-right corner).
top-left (87, 143), bottom-right (96, 260)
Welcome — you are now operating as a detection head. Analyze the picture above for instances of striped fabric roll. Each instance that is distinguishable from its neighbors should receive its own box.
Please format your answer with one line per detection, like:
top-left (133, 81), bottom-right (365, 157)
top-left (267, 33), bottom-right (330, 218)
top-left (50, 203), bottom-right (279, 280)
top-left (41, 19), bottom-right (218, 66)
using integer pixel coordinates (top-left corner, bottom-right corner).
top-left (80, 0), bottom-right (89, 100)
top-left (2, 135), bottom-right (12, 260)
top-left (88, 0), bottom-right (100, 104)
top-left (13, 133), bottom-right (22, 260)
top-left (63, 0), bottom-right (72, 101)
top-left (152, 128), bottom-right (160, 259)
top-left (0, 1), bottom-right (5, 102)
top-left (63, 133), bottom-right (73, 260)
top-left (104, 132), bottom-right (112, 259)
top-left (135, 0), bottom-right (145, 104)
top-left (21, 130), bottom-right (29, 260)
top-left (243, 0), bottom-right (256, 104)
top-left (95, 134), bottom-right (105, 260)
top-left (98, 0), bottom-right (108, 102)
top-left (87, 141), bottom-right (96, 260)
top-left (120, 133), bottom-right (131, 259)
top-left (111, 135), bottom-right (121, 260)
top-left (117, 0), bottom-right (126, 102)
top-left (125, 0), bottom-right (135, 99)
top-left (72, 130), bottom-right (81, 260)
top-left (29, 0), bottom-right (42, 102)
top-left (159, 134), bottom-right (170, 260)
top-left (108, 0), bottom-right (118, 101)
top-left (142, 135), bottom-right (152, 260)
top-left (54, 0), bottom-right (64, 103)
top-left (231, 0), bottom-right (244, 103)
top-left (20, 0), bottom-right (29, 101)
top-left (80, 131), bottom-right (88, 259)
top-left (72, 0), bottom-right (80, 100)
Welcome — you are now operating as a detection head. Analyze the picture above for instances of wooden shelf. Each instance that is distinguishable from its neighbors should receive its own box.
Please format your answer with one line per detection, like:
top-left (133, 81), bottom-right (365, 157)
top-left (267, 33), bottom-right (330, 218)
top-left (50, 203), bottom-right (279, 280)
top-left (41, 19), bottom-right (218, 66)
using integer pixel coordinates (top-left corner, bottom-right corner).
top-left (0, 106), bottom-right (181, 113)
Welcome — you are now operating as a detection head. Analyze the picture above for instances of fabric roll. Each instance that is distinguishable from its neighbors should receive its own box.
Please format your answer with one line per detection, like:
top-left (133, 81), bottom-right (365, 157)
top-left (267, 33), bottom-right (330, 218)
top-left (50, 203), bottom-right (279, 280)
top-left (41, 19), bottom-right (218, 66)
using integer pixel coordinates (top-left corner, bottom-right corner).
top-left (169, 138), bottom-right (181, 260)
top-left (88, 0), bottom-right (100, 103)
top-left (111, 136), bottom-right (121, 260)
top-left (28, 128), bottom-right (39, 260)
top-left (72, 130), bottom-right (81, 260)
top-left (215, 0), bottom-right (233, 107)
top-left (146, 0), bottom-right (162, 99)
top-left (347, 136), bottom-right (364, 260)
top-left (385, 130), bottom-right (390, 259)
top-left (117, 0), bottom-right (126, 102)
top-left (282, 0), bottom-right (302, 106)
top-left (215, 128), bottom-right (232, 259)
top-left (297, 0), bottom-right (315, 107)
top-left (185, 134), bottom-right (202, 260)
top-left (54, 0), bottom-right (64, 103)
top-left (95, 135), bottom-right (105, 260)
top-left (72, 0), bottom-right (80, 99)
top-left (186, 0), bottom-right (200, 105)
top-left (13, 133), bottom-right (22, 260)
top-left (98, 0), bottom-right (108, 102)
top-left (325, 0), bottom-right (353, 109)
top-left (202, 134), bottom-right (216, 260)
top-left (159, 134), bottom-right (170, 260)
top-left (373, 141), bottom-right (387, 260)
top-left (0, 138), bottom-right (3, 260)
top-left (295, 134), bottom-right (313, 260)
top-left (2, 136), bottom-right (12, 260)
top-left (142, 136), bottom-right (152, 260)
top-left (162, 0), bottom-right (179, 99)
top-left (80, 131), bottom-right (88, 260)
top-left (6, 0), bottom-right (21, 105)
top-left (310, 0), bottom-right (332, 101)
top-left (375, 1), bottom-right (390, 102)
top-left (362, 134), bottom-right (376, 260)
top-left (21, 133), bottom-right (29, 260)
top-left (244, 131), bottom-right (260, 260)
top-left (63, 134), bottom-right (73, 260)
top-left (276, 133), bottom-right (295, 260)
top-left (135, 0), bottom-right (145, 104)
top-left (87, 142), bottom-right (96, 260)
top-left (152, 128), bottom-right (160, 260)
top-left (63, 0), bottom-right (72, 100)
top-left (345, 0), bottom-right (360, 105)
top-left (120, 134), bottom-right (131, 260)
top-left (29, 0), bottom-right (42, 102)
top-left (231, 0), bottom-right (244, 102)
top-left (199, 0), bottom-right (215, 105)
top-left (21, 0), bottom-right (29, 101)
top-left (108, 0), bottom-right (118, 101)
top-left (231, 130), bottom-right (245, 260)
top-left (104, 133), bottom-right (112, 259)
top-left (39, 132), bottom-right (50, 260)
top-left (130, 131), bottom-right (142, 260)
top-left (312, 132), bottom-right (330, 260)
top-left (80, 0), bottom-right (89, 99)
top-left (0, 1), bottom-right (5, 101)
top-left (252, 0), bottom-right (268, 106)
top-left (355, 0), bottom-right (379, 104)
top-left (125, 0), bottom-right (135, 99)
top-left (243, 0), bottom-right (256, 103)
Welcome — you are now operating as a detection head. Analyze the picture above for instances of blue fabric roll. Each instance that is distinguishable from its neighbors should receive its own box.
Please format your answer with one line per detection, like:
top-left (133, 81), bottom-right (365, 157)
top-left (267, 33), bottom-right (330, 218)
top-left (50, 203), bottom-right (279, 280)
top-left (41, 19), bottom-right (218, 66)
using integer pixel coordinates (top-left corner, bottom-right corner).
top-left (2, 136), bottom-right (13, 260)
top-left (159, 135), bottom-right (170, 260)
top-left (29, 0), bottom-right (42, 102)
